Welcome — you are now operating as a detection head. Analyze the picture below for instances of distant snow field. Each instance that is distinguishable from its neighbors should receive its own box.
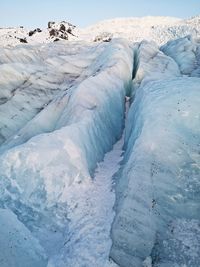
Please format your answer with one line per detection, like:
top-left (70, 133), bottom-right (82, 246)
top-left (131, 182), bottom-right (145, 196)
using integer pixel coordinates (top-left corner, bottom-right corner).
top-left (0, 14), bottom-right (199, 267)
top-left (0, 15), bottom-right (200, 46)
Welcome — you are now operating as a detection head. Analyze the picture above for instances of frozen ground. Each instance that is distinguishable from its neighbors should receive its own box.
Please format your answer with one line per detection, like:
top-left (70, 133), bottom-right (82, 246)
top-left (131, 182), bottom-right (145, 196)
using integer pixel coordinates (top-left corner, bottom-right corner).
top-left (0, 14), bottom-right (200, 267)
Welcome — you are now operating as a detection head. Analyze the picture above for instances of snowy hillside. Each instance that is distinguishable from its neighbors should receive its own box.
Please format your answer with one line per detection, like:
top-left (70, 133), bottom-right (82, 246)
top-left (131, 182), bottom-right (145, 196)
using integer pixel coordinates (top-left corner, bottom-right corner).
top-left (0, 21), bottom-right (78, 47)
top-left (0, 14), bottom-right (200, 267)
top-left (1, 15), bottom-right (200, 46)
top-left (79, 16), bottom-right (181, 44)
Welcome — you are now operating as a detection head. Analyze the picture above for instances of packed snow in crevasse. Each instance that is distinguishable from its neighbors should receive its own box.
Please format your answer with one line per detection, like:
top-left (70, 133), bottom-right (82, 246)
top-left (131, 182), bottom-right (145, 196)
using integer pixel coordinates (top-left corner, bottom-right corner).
top-left (0, 15), bottom-right (200, 267)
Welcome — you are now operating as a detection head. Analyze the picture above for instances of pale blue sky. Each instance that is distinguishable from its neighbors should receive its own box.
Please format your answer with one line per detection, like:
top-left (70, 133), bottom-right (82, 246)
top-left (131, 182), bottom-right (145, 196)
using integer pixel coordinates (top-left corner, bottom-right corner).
top-left (0, 0), bottom-right (199, 28)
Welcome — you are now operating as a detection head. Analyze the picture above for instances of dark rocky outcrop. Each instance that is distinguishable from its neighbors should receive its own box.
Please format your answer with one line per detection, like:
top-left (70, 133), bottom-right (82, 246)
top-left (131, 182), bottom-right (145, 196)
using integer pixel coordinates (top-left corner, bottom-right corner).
top-left (28, 28), bottom-right (42, 37)
top-left (19, 38), bottom-right (28, 43)
top-left (48, 21), bottom-right (74, 40)
top-left (49, 28), bottom-right (58, 37)
top-left (53, 38), bottom-right (60, 42)
top-left (59, 24), bottom-right (66, 32)
top-left (94, 32), bottom-right (113, 42)
top-left (48, 21), bottom-right (55, 28)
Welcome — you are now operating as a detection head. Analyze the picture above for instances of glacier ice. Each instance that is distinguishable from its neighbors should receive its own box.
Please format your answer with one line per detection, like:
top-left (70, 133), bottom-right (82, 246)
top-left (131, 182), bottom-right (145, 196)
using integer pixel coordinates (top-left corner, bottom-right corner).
top-left (0, 39), bottom-right (133, 265)
top-left (161, 35), bottom-right (200, 77)
top-left (132, 41), bottom-right (180, 88)
top-left (0, 208), bottom-right (47, 267)
top-left (0, 41), bottom-right (103, 147)
top-left (0, 18), bottom-right (200, 266)
top-left (110, 77), bottom-right (200, 267)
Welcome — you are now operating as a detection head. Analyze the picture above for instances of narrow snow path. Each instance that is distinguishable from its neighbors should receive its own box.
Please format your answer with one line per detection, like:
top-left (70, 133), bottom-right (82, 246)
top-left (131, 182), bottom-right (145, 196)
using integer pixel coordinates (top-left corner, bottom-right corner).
top-left (47, 99), bottom-right (130, 267)
top-left (48, 136), bottom-right (124, 267)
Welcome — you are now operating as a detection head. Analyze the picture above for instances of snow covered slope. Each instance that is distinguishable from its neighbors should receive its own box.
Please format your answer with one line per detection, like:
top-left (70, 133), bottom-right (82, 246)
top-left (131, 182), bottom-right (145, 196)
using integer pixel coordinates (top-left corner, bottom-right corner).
top-left (79, 16), bottom-right (181, 44)
top-left (0, 21), bottom-right (78, 47)
top-left (80, 15), bottom-right (200, 44)
top-left (1, 15), bottom-right (200, 46)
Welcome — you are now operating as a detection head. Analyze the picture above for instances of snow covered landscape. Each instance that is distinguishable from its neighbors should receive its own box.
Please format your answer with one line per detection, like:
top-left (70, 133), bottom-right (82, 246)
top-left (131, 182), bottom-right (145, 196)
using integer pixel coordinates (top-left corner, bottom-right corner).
top-left (0, 11), bottom-right (200, 267)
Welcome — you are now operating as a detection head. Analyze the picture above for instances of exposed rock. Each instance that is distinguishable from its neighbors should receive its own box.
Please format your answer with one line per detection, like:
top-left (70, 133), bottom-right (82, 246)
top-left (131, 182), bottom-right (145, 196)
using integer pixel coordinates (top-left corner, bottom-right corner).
top-left (60, 24), bottom-right (66, 32)
top-left (60, 33), bottom-right (68, 40)
top-left (19, 38), bottom-right (28, 43)
top-left (94, 32), bottom-right (113, 42)
top-left (48, 23), bottom-right (69, 40)
top-left (48, 21), bottom-right (55, 28)
top-left (29, 28), bottom-right (42, 36)
top-left (61, 21), bottom-right (76, 29)
top-left (49, 28), bottom-right (58, 37)
top-left (67, 28), bottom-right (72, 34)
top-left (29, 30), bottom-right (35, 36)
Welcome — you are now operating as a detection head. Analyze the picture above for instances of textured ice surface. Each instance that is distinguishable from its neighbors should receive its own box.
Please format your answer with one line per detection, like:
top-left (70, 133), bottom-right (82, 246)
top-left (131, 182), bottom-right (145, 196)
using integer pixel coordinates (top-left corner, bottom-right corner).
top-left (111, 77), bottom-right (200, 267)
top-left (133, 41), bottom-right (180, 88)
top-left (0, 41), bottom-right (104, 147)
top-left (161, 35), bottom-right (200, 77)
top-left (0, 208), bottom-right (47, 267)
top-left (0, 39), bottom-right (133, 266)
top-left (1, 17), bottom-right (200, 266)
